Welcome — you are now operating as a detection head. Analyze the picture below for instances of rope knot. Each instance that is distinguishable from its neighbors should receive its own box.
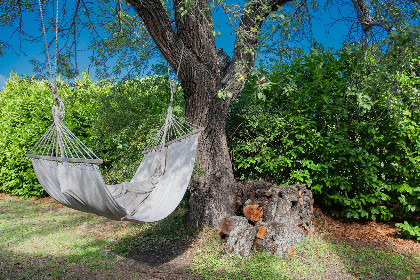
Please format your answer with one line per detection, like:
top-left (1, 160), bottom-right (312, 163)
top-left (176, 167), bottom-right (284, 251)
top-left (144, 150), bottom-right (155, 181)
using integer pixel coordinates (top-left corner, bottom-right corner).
top-left (51, 83), bottom-right (58, 95)
top-left (52, 91), bottom-right (65, 120)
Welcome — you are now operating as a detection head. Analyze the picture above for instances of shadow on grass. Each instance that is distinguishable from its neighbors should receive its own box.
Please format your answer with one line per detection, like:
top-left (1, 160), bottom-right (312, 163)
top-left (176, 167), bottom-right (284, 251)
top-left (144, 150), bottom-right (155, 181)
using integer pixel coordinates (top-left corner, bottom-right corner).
top-left (0, 194), bottom-right (200, 279)
top-left (109, 200), bottom-right (199, 266)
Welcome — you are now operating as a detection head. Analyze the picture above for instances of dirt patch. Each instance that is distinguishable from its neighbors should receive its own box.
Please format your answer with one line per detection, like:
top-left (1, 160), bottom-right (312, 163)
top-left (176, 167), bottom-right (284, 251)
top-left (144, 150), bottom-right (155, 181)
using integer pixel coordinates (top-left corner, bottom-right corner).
top-left (313, 207), bottom-right (419, 256)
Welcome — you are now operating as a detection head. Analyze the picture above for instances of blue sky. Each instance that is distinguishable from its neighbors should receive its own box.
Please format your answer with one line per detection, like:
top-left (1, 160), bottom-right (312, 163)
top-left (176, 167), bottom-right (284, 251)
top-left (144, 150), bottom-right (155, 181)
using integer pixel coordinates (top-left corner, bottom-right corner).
top-left (0, 1), bottom-right (350, 91)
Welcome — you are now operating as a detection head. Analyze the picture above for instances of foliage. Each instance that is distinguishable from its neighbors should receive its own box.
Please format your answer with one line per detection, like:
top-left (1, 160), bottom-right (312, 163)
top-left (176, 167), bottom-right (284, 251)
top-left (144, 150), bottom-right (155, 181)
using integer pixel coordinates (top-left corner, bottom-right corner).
top-left (87, 75), bottom-right (184, 184)
top-left (227, 37), bottom-right (419, 222)
top-left (0, 72), bottom-right (179, 196)
top-left (395, 220), bottom-right (420, 241)
top-left (91, 2), bottom-right (158, 79)
top-left (0, 73), bottom-right (58, 197)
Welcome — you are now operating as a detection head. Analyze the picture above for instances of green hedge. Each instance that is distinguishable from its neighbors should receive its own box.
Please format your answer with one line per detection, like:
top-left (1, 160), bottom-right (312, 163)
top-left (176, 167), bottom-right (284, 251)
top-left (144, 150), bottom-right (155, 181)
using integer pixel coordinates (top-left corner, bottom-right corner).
top-left (227, 43), bottom-right (419, 221)
top-left (0, 73), bottom-right (52, 196)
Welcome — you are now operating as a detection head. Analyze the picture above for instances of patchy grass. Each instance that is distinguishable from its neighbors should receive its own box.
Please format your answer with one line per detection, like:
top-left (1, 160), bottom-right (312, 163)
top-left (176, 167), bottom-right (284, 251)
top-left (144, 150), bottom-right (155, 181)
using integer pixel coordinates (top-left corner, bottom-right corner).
top-left (1, 194), bottom-right (419, 280)
top-left (190, 233), bottom-right (349, 280)
top-left (190, 232), bottom-right (419, 280)
top-left (331, 242), bottom-right (420, 280)
top-left (0, 194), bottom-right (197, 279)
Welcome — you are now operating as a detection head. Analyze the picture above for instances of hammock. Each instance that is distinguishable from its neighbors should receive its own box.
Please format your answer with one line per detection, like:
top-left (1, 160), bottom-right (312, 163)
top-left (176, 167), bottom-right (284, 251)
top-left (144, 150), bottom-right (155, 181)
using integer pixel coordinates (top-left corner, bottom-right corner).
top-left (28, 108), bottom-right (202, 222)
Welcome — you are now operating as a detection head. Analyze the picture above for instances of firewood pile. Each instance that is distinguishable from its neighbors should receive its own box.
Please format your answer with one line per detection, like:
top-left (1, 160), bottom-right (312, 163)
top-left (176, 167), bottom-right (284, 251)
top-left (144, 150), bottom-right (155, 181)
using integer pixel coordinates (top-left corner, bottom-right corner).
top-left (219, 183), bottom-right (314, 258)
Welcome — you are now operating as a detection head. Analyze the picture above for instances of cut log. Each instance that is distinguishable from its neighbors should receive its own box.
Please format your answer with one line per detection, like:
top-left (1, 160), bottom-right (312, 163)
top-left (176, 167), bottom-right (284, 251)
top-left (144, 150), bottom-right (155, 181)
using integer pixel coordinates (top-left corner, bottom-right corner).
top-left (225, 216), bottom-right (257, 257)
top-left (243, 204), bottom-right (263, 222)
top-left (260, 222), bottom-right (303, 258)
top-left (219, 217), bottom-right (236, 236)
top-left (256, 226), bottom-right (267, 239)
top-left (223, 184), bottom-right (314, 258)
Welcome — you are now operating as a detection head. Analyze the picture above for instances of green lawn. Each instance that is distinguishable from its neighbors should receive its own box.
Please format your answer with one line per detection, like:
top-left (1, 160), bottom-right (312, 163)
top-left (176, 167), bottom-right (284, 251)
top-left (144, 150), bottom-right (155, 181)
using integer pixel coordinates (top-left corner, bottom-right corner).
top-left (0, 194), bottom-right (418, 280)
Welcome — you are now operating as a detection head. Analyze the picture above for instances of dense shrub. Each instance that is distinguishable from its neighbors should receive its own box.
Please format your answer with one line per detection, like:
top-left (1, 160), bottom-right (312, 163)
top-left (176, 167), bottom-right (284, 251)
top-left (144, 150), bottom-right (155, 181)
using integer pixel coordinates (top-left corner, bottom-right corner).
top-left (0, 72), bottom-right (178, 196)
top-left (87, 76), bottom-right (184, 184)
top-left (228, 42), bottom-right (419, 221)
top-left (0, 73), bottom-right (52, 196)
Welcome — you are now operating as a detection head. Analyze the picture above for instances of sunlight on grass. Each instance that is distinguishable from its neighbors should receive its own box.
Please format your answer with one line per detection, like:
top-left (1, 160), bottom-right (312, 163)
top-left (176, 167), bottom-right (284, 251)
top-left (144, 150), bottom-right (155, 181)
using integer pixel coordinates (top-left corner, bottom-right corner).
top-left (0, 196), bottom-right (125, 279)
top-left (0, 197), bottom-right (101, 257)
top-left (190, 231), bottom-right (419, 280)
top-left (190, 232), bottom-right (350, 280)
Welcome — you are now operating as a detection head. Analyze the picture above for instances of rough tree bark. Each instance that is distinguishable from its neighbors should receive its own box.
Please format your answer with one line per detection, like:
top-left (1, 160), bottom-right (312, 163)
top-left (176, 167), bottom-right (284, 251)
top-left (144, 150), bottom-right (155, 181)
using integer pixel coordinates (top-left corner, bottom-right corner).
top-left (127, 0), bottom-right (293, 226)
top-left (350, 0), bottom-right (393, 46)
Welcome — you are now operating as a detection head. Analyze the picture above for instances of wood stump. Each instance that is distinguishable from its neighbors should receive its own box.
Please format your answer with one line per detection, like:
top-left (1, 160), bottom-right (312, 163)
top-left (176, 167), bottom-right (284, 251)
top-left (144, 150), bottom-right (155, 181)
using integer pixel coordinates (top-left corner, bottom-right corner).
top-left (219, 183), bottom-right (314, 258)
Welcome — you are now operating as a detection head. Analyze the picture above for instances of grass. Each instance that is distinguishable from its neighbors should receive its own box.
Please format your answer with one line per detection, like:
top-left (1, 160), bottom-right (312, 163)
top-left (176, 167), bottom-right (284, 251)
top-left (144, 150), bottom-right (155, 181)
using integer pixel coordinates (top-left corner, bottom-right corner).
top-left (190, 233), bottom-right (346, 280)
top-left (1, 194), bottom-right (419, 280)
top-left (0, 194), bottom-right (198, 279)
top-left (190, 233), bottom-right (419, 280)
top-left (332, 242), bottom-right (420, 279)
top-left (0, 196), bottom-right (119, 279)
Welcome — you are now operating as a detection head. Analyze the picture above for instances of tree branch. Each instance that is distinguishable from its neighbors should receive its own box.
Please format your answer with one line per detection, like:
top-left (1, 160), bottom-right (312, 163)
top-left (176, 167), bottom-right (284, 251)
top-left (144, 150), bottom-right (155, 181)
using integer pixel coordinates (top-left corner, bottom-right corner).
top-left (350, 0), bottom-right (393, 46)
top-left (351, 0), bottom-right (373, 34)
top-left (222, 0), bottom-right (293, 100)
top-left (173, 0), bottom-right (218, 70)
top-left (127, 0), bottom-right (179, 66)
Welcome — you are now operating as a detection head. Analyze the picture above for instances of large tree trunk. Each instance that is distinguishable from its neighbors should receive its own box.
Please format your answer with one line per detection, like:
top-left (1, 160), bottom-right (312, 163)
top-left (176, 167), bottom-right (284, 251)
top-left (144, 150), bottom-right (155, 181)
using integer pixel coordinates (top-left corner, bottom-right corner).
top-left (181, 62), bottom-right (236, 226)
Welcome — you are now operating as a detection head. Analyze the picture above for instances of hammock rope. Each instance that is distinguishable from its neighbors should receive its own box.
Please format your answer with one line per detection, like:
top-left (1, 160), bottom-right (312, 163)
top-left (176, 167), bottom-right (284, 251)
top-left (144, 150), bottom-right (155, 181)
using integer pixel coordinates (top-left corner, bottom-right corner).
top-left (160, 44), bottom-right (185, 149)
top-left (38, 0), bottom-right (64, 118)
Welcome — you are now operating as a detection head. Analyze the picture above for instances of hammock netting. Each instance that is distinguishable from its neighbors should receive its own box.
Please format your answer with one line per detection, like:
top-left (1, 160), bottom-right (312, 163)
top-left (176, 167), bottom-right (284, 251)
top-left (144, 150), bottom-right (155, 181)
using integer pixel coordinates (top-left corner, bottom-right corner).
top-left (27, 117), bottom-right (103, 164)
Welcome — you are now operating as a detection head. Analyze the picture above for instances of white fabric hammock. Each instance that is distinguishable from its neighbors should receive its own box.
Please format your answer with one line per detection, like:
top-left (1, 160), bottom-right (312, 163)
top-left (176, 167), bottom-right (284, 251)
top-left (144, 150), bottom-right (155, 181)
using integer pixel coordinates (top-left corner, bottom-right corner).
top-left (30, 129), bottom-right (200, 222)
top-left (28, 79), bottom-right (202, 222)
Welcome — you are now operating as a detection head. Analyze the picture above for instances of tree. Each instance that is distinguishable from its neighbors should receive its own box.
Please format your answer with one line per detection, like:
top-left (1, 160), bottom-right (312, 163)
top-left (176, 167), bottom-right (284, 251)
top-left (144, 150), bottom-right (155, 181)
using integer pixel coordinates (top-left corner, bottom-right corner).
top-left (1, 0), bottom-right (297, 226)
top-left (1, 0), bottom-right (418, 228)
